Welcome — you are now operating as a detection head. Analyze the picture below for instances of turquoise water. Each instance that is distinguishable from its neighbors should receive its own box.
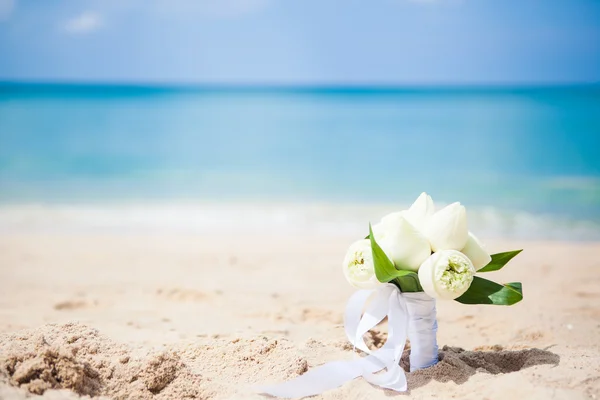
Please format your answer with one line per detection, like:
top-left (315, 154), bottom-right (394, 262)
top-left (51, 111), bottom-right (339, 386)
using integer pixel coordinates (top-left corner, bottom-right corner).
top-left (1, 83), bottom-right (599, 237)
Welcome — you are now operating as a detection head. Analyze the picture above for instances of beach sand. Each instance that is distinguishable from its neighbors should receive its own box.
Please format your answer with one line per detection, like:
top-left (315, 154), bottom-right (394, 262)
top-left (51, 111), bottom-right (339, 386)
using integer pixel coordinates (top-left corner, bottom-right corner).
top-left (1, 232), bottom-right (599, 399)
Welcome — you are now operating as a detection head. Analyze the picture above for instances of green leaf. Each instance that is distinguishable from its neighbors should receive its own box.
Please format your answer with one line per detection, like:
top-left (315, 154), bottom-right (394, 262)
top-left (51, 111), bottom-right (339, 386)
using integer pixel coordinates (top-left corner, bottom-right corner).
top-left (455, 276), bottom-right (523, 305)
top-left (477, 249), bottom-right (523, 273)
top-left (504, 282), bottom-right (522, 293)
top-left (395, 273), bottom-right (423, 293)
top-left (369, 223), bottom-right (415, 283)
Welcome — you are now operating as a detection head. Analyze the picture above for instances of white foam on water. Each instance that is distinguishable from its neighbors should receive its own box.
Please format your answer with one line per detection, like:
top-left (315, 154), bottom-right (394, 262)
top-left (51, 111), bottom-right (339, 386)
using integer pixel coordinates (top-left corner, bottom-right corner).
top-left (0, 202), bottom-right (598, 241)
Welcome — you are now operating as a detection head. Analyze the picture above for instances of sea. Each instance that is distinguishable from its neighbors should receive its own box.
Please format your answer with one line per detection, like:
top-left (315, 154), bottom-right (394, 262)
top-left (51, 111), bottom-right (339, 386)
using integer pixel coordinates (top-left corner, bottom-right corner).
top-left (1, 83), bottom-right (599, 240)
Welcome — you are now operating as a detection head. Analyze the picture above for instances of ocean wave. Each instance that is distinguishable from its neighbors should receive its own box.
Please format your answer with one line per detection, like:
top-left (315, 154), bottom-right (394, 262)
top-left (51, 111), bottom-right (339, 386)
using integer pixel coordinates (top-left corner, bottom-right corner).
top-left (0, 202), bottom-right (599, 241)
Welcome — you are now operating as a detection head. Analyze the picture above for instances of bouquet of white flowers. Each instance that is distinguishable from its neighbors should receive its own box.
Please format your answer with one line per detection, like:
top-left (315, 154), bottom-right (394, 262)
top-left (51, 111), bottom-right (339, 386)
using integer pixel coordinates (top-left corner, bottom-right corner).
top-left (260, 193), bottom-right (522, 398)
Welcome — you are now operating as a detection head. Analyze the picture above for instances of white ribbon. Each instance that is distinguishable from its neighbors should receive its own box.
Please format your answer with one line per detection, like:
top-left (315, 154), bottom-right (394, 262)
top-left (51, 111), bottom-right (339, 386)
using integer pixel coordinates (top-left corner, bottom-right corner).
top-left (257, 284), bottom-right (438, 398)
top-left (405, 292), bottom-right (438, 371)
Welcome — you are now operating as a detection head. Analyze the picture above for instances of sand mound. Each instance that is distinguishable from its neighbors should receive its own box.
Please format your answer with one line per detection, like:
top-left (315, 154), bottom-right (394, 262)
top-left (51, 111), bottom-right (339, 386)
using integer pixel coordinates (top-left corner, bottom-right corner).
top-left (179, 334), bottom-right (310, 398)
top-left (0, 324), bottom-right (311, 399)
top-left (0, 323), bottom-right (205, 399)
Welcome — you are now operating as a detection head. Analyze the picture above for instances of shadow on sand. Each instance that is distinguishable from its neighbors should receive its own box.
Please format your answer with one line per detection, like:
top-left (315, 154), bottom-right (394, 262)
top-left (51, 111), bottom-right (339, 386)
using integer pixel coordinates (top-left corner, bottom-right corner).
top-left (387, 345), bottom-right (560, 395)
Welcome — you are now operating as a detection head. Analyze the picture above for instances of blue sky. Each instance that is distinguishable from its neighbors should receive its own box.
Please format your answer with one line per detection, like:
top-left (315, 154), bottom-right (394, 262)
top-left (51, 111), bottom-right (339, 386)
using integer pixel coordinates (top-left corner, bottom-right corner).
top-left (0, 0), bottom-right (599, 85)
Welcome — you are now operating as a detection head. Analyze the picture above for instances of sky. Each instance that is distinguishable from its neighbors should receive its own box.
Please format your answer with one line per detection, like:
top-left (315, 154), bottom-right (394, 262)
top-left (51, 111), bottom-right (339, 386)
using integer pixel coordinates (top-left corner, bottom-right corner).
top-left (0, 0), bottom-right (599, 85)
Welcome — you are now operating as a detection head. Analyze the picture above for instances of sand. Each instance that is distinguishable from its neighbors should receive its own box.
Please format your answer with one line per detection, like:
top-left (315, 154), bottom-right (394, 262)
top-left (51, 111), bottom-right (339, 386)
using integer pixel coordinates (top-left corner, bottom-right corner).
top-left (1, 232), bottom-right (599, 399)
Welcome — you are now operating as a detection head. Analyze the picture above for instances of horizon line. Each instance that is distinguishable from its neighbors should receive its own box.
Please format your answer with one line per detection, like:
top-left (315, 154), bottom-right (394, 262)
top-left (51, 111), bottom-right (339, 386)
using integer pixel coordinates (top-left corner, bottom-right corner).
top-left (1, 79), bottom-right (600, 91)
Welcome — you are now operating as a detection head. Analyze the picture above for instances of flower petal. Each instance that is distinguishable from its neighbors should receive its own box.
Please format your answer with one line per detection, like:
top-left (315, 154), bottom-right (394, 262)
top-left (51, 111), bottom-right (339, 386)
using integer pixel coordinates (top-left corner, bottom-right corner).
top-left (403, 192), bottom-right (435, 231)
top-left (377, 217), bottom-right (432, 272)
top-left (461, 232), bottom-right (492, 270)
top-left (424, 202), bottom-right (468, 251)
top-left (342, 239), bottom-right (381, 289)
top-left (418, 253), bottom-right (439, 299)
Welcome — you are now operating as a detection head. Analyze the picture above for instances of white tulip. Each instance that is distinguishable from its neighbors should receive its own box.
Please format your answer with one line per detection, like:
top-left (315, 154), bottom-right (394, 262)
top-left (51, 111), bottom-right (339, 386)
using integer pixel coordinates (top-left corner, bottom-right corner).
top-left (373, 215), bottom-right (431, 272)
top-left (418, 250), bottom-right (475, 300)
top-left (342, 239), bottom-right (381, 289)
top-left (461, 232), bottom-right (492, 270)
top-left (424, 202), bottom-right (468, 251)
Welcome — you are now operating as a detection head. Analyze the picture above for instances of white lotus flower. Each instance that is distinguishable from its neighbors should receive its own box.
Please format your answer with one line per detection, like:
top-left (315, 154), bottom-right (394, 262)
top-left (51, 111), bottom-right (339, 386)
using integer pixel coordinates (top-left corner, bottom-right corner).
top-left (418, 249), bottom-right (475, 300)
top-left (342, 239), bottom-right (381, 289)
top-left (461, 232), bottom-right (492, 270)
top-left (372, 215), bottom-right (431, 272)
top-left (402, 192), bottom-right (435, 231)
top-left (381, 192), bottom-right (434, 232)
top-left (424, 202), bottom-right (468, 252)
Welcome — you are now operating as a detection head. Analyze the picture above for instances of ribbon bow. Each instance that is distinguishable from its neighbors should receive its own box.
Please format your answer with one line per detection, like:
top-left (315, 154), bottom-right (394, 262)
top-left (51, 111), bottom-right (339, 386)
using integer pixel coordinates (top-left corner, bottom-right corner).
top-left (258, 284), bottom-right (411, 398)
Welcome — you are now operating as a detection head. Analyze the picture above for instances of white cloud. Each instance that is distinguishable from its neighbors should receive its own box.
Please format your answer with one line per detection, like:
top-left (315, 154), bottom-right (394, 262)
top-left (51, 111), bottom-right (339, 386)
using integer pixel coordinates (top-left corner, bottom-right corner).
top-left (150, 0), bottom-right (269, 18)
top-left (56, 0), bottom-right (268, 25)
top-left (406, 0), bottom-right (465, 5)
top-left (64, 11), bottom-right (103, 34)
top-left (0, 0), bottom-right (15, 21)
